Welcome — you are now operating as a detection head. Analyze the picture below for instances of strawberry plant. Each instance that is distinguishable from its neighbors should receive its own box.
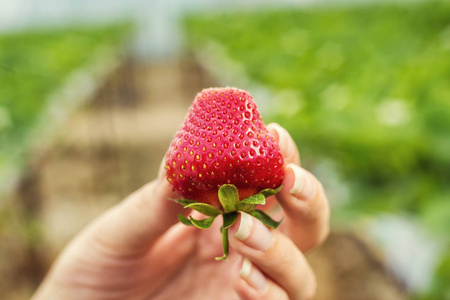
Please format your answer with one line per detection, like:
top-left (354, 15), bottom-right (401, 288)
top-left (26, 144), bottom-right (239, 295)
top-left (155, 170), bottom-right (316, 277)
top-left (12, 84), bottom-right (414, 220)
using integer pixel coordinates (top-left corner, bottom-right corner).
top-left (165, 87), bottom-right (283, 260)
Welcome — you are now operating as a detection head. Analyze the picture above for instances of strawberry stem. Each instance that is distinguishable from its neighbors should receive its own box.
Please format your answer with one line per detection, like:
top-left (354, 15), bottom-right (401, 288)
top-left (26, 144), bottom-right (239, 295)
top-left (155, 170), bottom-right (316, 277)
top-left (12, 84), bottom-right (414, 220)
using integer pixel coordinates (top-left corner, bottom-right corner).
top-left (215, 226), bottom-right (229, 261)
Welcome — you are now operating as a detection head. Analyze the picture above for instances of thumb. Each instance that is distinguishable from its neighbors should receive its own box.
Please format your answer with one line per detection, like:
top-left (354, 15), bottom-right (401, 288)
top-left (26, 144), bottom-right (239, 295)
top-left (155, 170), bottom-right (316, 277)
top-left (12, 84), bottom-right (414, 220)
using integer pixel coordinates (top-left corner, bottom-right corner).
top-left (81, 159), bottom-right (186, 256)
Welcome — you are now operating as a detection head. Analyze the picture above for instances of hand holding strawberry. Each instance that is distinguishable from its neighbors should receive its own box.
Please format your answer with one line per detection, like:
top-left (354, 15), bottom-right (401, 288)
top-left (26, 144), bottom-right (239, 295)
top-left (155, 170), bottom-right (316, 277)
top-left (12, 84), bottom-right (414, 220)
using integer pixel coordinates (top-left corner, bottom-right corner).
top-left (32, 89), bottom-right (329, 300)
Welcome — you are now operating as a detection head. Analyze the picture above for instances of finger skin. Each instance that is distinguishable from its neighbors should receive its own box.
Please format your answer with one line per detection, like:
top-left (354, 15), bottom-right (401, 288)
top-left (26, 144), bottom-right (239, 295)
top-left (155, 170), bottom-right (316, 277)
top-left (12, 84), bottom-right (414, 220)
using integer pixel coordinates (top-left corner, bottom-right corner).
top-left (267, 123), bottom-right (300, 166)
top-left (267, 123), bottom-right (330, 252)
top-left (277, 164), bottom-right (330, 252)
top-left (83, 178), bottom-right (185, 256)
top-left (229, 215), bottom-right (316, 300)
top-left (231, 258), bottom-right (290, 300)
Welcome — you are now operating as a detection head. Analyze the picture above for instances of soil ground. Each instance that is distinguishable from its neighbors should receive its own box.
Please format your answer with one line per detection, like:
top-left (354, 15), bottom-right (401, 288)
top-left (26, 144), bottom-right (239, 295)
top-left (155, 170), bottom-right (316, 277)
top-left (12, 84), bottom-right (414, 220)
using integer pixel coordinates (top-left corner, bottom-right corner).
top-left (1, 57), bottom-right (407, 300)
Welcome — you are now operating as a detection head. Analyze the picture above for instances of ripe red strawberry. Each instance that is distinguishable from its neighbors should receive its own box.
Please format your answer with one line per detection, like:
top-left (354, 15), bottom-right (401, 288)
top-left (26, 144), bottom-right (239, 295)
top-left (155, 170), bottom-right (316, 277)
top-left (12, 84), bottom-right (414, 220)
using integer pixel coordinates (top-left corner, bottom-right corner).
top-left (165, 87), bottom-right (284, 208)
top-left (165, 87), bottom-right (284, 260)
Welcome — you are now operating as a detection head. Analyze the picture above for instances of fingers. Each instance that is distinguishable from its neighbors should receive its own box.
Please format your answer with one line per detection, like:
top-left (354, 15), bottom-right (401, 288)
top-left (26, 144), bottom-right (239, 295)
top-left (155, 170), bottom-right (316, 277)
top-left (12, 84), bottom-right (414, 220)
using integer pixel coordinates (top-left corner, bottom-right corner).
top-left (229, 213), bottom-right (316, 300)
top-left (267, 123), bottom-right (330, 252)
top-left (233, 258), bottom-right (290, 300)
top-left (81, 158), bottom-right (186, 256)
top-left (267, 123), bottom-right (300, 166)
top-left (277, 164), bottom-right (330, 252)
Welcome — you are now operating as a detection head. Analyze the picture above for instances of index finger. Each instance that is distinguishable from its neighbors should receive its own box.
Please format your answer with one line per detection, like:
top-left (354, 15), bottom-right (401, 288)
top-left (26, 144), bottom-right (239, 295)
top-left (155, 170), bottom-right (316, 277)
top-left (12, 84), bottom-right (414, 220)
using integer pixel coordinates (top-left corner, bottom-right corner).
top-left (266, 123), bottom-right (330, 252)
top-left (267, 123), bottom-right (300, 166)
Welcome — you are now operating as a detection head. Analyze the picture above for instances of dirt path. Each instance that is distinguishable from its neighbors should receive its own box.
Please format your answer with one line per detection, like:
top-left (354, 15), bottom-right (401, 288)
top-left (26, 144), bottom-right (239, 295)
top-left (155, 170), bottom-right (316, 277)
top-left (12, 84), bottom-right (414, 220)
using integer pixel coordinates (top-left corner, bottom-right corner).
top-left (4, 57), bottom-right (407, 300)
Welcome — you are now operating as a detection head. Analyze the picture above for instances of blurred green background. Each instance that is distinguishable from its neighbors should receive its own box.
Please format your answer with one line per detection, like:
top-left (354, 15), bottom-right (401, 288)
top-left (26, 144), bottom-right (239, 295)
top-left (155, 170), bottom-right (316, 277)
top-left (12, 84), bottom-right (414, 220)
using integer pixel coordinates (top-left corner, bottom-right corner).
top-left (183, 1), bottom-right (450, 298)
top-left (1, 0), bottom-right (449, 299)
top-left (0, 23), bottom-right (132, 179)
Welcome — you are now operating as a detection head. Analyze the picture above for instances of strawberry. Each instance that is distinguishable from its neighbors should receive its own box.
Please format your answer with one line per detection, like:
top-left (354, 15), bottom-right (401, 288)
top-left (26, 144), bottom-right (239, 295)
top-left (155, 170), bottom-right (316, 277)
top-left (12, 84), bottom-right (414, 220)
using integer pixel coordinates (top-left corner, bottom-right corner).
top-left (165, 87), bottom-right (284, 260)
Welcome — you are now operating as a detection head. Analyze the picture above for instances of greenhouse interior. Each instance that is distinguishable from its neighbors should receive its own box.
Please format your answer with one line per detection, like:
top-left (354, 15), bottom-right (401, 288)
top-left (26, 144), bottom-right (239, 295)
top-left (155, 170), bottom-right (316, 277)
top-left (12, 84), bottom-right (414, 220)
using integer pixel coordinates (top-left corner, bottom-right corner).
top-left (1, 0), bottom-right (449, 299)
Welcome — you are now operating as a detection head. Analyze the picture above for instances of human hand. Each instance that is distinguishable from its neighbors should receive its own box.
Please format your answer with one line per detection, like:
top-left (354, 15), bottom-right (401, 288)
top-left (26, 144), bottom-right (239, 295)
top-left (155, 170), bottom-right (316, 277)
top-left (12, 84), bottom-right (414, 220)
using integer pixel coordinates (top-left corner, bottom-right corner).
top-left (32, 123), bottom-right (329, 300)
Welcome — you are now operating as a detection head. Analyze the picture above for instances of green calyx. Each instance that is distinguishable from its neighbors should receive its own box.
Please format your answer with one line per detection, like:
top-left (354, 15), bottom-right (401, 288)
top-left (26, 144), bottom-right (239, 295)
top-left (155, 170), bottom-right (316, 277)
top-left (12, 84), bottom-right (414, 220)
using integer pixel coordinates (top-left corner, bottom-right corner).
top-left (173, 184), bottom-right (283, 260)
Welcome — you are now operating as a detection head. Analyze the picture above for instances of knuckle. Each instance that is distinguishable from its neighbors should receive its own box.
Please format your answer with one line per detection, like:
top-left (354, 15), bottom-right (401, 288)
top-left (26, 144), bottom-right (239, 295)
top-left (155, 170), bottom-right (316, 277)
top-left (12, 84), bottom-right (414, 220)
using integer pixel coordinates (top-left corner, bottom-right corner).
top-left (305, 224), bottom-right (330, 251)
top-left (265, 285), bottom-right (290, 300)
top-left (292, 267), bottom-right (316, 300)
top-left (318, 222), bottom-right (330, 245)
top-left (303, 272), bottom-right (317, 300)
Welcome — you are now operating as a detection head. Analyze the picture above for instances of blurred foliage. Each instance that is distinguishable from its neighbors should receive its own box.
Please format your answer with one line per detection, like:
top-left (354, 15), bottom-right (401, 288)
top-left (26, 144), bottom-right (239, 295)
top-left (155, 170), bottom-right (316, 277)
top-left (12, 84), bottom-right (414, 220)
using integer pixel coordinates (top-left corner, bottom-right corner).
top-left (0, 22), bottom-right (132, 170)
top-left (183, 1), bottom-right (450, 298)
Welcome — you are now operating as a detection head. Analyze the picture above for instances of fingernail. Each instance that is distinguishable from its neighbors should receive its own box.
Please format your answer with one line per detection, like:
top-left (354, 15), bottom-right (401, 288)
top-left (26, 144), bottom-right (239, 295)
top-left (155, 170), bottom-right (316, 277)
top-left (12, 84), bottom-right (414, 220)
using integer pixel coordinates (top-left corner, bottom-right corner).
top-left (235, 211), bottom-right (253, 241)
top-left (235, 212), bottom-right (273, 250)
top-left (240, 258), bottom-right (267, 291)
top-left (288, 164), bottom-right (316, 200)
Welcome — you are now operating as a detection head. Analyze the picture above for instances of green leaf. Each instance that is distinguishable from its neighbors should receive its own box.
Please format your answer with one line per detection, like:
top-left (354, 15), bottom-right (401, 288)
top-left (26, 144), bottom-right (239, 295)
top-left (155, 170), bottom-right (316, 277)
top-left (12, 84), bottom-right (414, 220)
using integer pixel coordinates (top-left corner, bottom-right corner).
top-left (170, 198), bottom-right (198, 207)
top-left (248, 209), bottom-right (282, 229)
top-left (178, 214), bottom-right (193, 226)
top-left (215, 227), bottom-right (229, 261)
top-left (237, 203), bottom-right (257, 213)
top-left (185, 203), bottom-right (222, 217)
top-left (218, 184), bottom-right (239, 213)
top-left (260, 185), bottom-right (283, 198)
top-left (223, 212), bottom-right (238, 229)
top-left (240, 193), bottom-right (266, 205)
top-left (190, 216), bottom-right (216, 229)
